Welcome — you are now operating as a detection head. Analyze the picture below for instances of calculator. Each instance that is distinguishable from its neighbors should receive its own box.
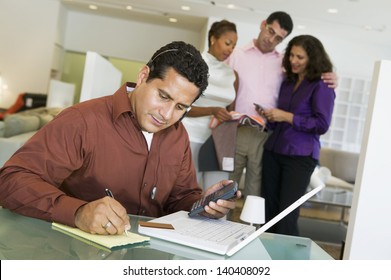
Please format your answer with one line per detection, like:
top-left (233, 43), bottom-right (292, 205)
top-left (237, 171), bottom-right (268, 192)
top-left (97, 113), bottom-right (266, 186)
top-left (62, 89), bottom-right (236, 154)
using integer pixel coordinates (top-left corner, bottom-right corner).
top-left (188, 181), bottom-right (238, 217)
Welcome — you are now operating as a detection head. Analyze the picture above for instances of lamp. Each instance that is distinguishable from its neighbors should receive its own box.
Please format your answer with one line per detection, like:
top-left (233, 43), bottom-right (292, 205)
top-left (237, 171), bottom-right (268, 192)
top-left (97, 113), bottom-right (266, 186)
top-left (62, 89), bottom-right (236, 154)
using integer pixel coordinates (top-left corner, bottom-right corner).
top-left (309, 166), bottom-right (330, 188)
top-left (240, 195), bottom-right (265, 226)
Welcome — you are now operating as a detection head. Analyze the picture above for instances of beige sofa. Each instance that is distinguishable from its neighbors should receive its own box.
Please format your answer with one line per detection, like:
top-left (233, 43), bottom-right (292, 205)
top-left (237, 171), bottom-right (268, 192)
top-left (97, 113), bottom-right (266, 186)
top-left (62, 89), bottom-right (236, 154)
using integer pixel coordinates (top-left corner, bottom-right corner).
top-left (0, 107), bottom-right (62, 167)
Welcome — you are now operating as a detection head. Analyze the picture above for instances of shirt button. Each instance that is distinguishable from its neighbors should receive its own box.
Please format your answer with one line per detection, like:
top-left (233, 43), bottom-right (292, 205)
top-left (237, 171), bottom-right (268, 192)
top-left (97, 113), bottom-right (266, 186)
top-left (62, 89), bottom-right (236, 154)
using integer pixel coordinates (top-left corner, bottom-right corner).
top-left (141, 209), bottom-right (146, 215)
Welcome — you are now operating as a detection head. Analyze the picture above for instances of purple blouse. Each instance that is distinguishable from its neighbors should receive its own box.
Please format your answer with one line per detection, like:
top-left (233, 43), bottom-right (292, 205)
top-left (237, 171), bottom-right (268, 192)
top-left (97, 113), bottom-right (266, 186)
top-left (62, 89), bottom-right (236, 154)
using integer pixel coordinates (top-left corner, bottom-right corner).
top-left (264, 78), bottom-right (335, 160)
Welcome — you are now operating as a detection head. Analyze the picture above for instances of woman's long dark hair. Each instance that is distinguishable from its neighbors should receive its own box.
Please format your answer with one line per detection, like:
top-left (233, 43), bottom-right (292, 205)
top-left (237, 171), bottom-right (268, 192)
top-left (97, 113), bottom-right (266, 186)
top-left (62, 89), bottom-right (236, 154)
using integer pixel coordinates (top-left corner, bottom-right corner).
top-left (282, 35), bottom-right (333, 81)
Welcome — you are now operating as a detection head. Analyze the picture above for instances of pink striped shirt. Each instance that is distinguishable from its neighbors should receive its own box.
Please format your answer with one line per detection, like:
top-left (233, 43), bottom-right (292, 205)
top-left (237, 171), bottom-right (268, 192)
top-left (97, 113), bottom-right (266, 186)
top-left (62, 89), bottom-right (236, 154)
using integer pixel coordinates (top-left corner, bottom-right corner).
top-left (226, 40), bottom-right (284, 115)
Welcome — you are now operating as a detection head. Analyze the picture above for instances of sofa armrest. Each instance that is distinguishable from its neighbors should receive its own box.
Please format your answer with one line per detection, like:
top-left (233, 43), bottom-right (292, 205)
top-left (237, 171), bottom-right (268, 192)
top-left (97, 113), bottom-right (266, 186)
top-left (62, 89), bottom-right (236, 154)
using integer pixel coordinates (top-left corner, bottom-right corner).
top-left (326, 175), bottom-right (354, 191)
top-left (0, 131), bottom-right (36, 167)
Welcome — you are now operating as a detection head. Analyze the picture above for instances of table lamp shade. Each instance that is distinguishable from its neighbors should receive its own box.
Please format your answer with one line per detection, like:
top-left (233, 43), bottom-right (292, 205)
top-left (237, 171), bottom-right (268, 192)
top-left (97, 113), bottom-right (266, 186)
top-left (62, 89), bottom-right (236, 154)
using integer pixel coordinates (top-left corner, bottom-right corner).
top-left (309, 166), bottom-right (330, 188)
top-left (240, 195), bottom-right (265, 225)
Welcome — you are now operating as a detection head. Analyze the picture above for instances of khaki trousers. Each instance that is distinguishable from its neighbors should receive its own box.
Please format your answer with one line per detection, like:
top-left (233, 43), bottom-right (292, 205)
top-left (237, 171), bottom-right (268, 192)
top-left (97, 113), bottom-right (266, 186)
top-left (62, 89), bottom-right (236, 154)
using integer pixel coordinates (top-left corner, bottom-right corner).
top-left (229, 126), bottom-right (269, 197)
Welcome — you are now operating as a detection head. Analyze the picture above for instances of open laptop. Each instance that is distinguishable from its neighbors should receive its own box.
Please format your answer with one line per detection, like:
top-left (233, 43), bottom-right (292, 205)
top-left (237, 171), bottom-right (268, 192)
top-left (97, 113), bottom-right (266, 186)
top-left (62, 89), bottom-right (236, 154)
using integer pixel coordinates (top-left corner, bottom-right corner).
top-left (138, 185), bottom-right (324, 256)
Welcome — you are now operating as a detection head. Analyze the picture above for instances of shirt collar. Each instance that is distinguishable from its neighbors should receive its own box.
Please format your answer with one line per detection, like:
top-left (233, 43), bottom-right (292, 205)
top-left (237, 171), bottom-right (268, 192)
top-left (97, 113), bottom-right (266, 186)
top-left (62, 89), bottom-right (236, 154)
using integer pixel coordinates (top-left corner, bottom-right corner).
top-left (112, 82), bottom-right (136, 121)
top-left (243, 39), bottom-right (281, 57)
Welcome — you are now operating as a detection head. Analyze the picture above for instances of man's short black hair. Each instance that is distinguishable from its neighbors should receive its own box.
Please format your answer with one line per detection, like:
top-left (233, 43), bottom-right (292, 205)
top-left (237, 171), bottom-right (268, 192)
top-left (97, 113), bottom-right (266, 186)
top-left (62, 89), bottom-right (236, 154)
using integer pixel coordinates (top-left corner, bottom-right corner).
top-left (266, 11), bottom-right (294, 36)
top-left (146, 41), bottom-right (209, 101)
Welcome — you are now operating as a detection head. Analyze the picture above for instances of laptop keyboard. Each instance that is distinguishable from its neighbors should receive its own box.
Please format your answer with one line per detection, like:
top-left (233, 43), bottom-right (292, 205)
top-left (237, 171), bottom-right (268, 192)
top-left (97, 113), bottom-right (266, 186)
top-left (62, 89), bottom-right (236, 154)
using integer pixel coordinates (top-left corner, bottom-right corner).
top-left (177, 219), bottom-right (249, 243)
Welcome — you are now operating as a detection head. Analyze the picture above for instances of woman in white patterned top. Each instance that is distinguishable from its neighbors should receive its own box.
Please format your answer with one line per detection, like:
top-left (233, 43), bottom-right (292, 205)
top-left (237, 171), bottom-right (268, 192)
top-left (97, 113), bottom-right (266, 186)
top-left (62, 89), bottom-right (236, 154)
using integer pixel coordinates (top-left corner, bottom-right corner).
top-left (182, 19), bottom-right (238, 189)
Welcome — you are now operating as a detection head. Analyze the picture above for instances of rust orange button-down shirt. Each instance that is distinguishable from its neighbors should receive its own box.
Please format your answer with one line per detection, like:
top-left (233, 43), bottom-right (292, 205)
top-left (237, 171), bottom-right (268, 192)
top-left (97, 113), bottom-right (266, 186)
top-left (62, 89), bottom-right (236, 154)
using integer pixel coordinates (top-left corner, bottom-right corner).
top-left (0, 83), bottom-right (202, 226)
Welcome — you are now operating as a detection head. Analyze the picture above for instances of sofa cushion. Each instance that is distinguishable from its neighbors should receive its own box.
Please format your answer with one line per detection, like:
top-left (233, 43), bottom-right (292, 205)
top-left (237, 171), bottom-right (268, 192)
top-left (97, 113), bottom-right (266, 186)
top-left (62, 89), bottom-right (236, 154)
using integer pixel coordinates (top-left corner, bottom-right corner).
top-left (38, 113), bottom-right (55, 127)
top-left (1, 107), bottom-right (62, 138)
top-left (3, 114), bottom-right (40, 138)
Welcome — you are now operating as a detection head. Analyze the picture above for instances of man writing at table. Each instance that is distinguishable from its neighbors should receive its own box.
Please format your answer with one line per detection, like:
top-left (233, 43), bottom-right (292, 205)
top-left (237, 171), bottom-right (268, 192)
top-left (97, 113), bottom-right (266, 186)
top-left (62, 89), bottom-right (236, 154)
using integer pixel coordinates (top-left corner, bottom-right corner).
top-left (0, 41), bottom-right (239, 235)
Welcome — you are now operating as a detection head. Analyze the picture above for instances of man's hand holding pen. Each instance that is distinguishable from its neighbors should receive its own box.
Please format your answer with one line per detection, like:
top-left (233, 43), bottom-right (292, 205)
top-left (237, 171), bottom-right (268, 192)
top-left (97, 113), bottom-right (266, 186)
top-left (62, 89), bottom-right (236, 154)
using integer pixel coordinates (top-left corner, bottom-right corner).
top-left (74, 195), bottom-right (131, 235)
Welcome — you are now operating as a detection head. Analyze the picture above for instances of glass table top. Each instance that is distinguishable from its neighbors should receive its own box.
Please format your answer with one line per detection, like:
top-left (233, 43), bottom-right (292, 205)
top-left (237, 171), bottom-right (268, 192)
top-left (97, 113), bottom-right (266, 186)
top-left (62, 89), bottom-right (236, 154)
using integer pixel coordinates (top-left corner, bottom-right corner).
top-left (0, 207), bottom-right (333, 260)
top-left (308, 186), bottom-right (353, 207)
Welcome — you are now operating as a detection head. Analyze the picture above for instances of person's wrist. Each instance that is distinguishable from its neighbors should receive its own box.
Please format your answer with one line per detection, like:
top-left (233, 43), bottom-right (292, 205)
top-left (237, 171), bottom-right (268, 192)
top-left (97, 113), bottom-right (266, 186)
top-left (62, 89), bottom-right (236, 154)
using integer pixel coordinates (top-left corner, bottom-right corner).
top-left (74, 204), bottom-right (86, 228)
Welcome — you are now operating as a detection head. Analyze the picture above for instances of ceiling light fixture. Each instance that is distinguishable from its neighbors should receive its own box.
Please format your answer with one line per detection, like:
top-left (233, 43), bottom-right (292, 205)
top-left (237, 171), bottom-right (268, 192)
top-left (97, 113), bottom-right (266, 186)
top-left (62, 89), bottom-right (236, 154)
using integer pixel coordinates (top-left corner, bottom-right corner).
top-left (363, 25), bottom-right (386, 32)
top-left (327, 8), bottom-right (339, 14)
top-left (62, 0), bottom-right (169, 16)
top-left (169, 18), bottom-right (178, 23)
top-left (181, 6), bottom-right (191, 11)
top-left (363, 25), bottom-right (372, 31)
top-left (184, 0), bottom-right (254, 12)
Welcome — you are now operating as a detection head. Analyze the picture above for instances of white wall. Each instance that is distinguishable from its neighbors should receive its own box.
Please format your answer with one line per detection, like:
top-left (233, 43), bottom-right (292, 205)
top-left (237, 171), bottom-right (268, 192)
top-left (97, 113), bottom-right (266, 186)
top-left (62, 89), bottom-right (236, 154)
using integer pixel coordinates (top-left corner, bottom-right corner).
top-left (3, 4), bottom-right (389, 109)
top-left (306, 34), bottom-right (391, 79)
top-left (63, 10), bottom-right (204, 63)
top-left (289, 15), bottom-right (391, 79)
top-left (0, 2), bottom-right (204, 109)
top-left (0, 0), bottom-right (60, 108)
top-left (207, 16), bottom-right (391, 80)
top-left (51, 3), bottom-right (68, 78)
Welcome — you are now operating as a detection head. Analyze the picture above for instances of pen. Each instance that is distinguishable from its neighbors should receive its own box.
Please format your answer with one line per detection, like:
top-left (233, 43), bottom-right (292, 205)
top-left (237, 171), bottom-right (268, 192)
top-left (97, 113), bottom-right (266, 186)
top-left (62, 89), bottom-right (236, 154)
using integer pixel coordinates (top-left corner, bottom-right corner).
top-left (105, 188), bottom-right (114, 198)
top-left (105, 188), bottom-right (129, 237)
top-left (151, 186), bottom-right (157, 200)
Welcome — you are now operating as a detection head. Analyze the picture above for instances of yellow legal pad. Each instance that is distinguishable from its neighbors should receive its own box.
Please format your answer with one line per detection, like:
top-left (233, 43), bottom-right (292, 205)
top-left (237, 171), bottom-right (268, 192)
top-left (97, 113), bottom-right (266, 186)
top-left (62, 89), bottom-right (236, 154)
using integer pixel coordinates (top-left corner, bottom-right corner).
top-left (52, 222), bottom-right (150, 250)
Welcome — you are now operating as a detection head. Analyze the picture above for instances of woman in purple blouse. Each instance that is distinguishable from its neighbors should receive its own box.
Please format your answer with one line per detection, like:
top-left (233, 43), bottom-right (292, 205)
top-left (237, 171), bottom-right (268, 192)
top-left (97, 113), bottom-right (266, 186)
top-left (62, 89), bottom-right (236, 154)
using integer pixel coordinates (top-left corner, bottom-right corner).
top-left (260, 35), bottom-right (335, 236)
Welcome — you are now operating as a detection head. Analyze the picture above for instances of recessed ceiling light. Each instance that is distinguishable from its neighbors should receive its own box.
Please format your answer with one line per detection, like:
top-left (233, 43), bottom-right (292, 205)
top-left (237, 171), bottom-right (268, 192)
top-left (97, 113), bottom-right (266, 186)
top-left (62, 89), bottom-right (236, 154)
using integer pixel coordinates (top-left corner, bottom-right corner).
top-left (227, 4), bottom-right (236, 9)
top-left (297, 25), bottom-right (306, 30)
top-left (88, 5), bottom-right (98, 10)
top-left (363, 25), bottom-right (372, 31)
top-left (181, 6), bottom-right (191, 11)
top-left (363, 25), bottom-right (386, 32)
top-left (126, 5), bottom-right (132, 10)
top-left (169, 18), bottom-right (178, 23)
top-left (327, 8), bottom-right (338, 14)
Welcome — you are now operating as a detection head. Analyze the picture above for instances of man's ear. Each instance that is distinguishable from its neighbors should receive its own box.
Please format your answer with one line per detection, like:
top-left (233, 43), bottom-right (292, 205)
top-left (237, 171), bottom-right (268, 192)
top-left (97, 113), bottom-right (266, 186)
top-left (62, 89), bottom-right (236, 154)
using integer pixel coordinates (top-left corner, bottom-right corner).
top-left (210, 35), bottom-right (216, 46)
top-left (136, 65), bottom-right (150, 86)
top-left (260, 20), bottom-right (267, 30)
top-left (178, 106), bottom-right (192, 123)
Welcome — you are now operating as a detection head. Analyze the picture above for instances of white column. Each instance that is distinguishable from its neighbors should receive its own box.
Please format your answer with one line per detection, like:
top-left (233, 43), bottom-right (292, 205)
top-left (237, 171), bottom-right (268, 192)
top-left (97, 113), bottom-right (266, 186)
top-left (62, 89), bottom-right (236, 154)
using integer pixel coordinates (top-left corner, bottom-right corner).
top-left (344, 60), bottom-right (391, 259)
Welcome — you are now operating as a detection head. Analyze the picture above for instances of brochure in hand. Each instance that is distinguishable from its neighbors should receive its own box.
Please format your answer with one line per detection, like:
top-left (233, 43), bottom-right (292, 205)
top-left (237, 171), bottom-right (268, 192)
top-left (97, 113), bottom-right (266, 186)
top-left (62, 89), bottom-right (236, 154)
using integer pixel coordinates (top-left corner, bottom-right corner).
top-left (209, 111), bottom-right (267, 130)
